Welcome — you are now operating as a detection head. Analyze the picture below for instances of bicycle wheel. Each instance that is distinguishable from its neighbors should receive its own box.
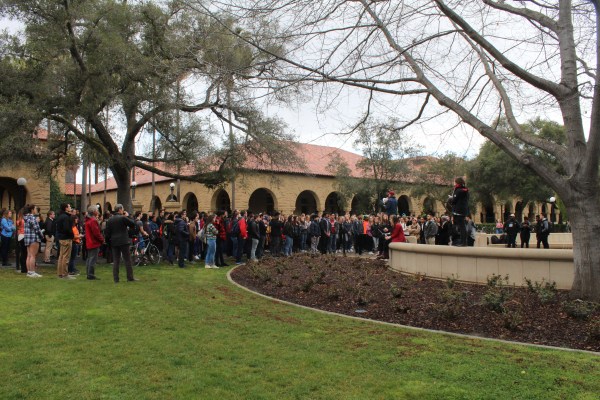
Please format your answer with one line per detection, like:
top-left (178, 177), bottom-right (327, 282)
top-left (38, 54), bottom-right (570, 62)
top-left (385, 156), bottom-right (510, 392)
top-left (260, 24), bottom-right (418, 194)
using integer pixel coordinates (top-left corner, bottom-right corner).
top-left (146, 244), bottom-right (161, 265)
top-left (130, 245), bottom-right (141, 267)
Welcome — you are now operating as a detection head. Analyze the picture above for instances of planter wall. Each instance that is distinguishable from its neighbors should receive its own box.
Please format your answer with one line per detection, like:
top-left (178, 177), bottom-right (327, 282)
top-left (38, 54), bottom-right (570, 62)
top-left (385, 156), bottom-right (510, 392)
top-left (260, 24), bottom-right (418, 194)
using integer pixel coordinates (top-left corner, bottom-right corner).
top-left (388, 243), bottom-right (574, 290)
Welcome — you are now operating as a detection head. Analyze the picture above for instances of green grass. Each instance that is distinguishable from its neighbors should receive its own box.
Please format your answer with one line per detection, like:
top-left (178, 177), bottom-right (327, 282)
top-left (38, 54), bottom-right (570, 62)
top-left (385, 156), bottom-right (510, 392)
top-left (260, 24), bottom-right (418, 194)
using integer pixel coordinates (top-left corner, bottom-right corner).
top-left (0, 262), bottom-right (598, 400)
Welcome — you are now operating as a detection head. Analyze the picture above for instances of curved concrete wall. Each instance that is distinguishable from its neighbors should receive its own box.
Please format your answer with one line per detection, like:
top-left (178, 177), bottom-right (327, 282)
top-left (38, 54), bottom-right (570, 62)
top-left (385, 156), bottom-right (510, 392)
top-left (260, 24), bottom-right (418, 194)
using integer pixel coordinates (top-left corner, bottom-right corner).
top-left (388, 243), bottom-right (574, 290)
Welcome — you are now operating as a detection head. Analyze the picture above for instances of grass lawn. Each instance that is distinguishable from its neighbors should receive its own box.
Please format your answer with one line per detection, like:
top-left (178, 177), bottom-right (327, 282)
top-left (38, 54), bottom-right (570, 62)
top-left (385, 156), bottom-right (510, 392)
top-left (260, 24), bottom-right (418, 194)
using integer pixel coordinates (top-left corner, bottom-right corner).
top-left (0, 262), bottom-right (598, 400)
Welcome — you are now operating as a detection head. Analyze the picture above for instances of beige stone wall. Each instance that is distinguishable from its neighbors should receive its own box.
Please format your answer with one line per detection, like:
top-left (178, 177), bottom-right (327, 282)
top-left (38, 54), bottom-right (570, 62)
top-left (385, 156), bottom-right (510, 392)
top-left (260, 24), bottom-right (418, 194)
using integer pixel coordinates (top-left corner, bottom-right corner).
top-left (91, 171), bottom-right (444, 215)
top-left (389, 243), bottom-right (574, 290)
top-left (0, 164), bottom-right (51, 214)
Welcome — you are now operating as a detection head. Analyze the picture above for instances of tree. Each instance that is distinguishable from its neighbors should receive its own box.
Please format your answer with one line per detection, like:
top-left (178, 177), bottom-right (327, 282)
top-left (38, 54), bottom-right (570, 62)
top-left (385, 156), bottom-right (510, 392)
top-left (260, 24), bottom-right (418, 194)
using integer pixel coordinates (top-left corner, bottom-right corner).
top-left (0, 0), bottom-right (297, 212)
top-left (206, 0), bottom-right (600, 300)
top-left (467, 119), bottom-right (566, 209)
top-left (410, 153), bottom-right (470, 215)
top-left (327, 117), bottom-right (420, 213)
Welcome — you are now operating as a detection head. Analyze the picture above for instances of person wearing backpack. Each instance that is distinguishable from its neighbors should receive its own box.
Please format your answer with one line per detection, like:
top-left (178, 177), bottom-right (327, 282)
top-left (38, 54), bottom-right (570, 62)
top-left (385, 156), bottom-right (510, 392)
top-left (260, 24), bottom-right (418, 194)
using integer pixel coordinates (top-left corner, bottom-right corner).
top-left (503, 213), bottom-right (520, 248)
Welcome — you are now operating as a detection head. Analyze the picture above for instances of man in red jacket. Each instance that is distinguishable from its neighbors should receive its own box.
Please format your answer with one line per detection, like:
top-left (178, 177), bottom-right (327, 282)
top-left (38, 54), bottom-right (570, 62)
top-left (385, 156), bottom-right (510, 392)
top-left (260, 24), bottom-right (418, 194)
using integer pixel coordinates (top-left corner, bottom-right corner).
top-left (84, 205), bottom-right (104, 280)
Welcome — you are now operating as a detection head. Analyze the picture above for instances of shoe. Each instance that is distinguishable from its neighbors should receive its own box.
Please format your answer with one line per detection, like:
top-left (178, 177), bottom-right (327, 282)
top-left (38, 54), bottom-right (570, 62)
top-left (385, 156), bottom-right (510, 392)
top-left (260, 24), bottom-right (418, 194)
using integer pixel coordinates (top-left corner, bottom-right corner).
top-left (194, 255), bottom-right (200, 260)
top-left (221, 263), bottom-right (230, 267)
top-left (87, 276), bottom-right (100, 280)
top-left (60, 275), bottom-right (76, 280)
top-left (68, 271), bottom-right (80, 276)
top-left (127, 278), bottom-right (139, 282)
top-left (205, 265), bottom-right (212, 269)
top-left (211, 265), bottom-right (220, 269)
top-left (27, 271), bottom-right (42, 278)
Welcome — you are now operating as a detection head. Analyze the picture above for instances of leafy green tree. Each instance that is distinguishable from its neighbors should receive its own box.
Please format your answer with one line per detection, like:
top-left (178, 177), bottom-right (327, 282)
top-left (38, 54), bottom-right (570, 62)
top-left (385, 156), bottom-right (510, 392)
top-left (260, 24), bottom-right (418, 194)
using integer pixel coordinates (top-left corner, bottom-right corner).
top-left (410, 153), bottom-right (471, 215)
top-left (467, 119), bottom-right (565, 214)
top-left (327, 117), bottom-right (421, 213)
top-left (0, 0), bottom-right (295, 211)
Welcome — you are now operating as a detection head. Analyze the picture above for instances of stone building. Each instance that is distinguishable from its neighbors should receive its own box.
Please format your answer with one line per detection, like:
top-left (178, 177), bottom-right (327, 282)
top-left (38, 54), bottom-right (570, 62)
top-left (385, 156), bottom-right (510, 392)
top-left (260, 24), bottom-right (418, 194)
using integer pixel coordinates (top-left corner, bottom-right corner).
top-left (86, 143), bottom-right (560, 223)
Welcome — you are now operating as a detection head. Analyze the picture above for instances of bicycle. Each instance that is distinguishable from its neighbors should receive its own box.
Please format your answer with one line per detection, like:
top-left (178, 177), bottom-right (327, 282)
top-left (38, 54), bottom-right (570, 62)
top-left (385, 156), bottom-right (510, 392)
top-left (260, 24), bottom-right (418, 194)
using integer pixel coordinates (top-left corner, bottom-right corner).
top-left (130, 234), bottom-right (161, 266)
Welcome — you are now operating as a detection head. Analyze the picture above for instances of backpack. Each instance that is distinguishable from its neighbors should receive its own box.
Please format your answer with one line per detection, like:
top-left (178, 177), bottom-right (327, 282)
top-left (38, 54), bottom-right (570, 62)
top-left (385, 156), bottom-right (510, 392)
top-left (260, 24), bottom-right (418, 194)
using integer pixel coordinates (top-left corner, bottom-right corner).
top-left (199, 227), bottom-right (207, 243)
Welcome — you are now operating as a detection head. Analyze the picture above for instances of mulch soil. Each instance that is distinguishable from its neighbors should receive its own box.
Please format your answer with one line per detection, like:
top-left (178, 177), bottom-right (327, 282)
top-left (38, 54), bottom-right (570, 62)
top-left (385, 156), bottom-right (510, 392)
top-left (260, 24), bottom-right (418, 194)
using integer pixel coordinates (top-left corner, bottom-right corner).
top-left (231, 253), bottom-right (600, 352)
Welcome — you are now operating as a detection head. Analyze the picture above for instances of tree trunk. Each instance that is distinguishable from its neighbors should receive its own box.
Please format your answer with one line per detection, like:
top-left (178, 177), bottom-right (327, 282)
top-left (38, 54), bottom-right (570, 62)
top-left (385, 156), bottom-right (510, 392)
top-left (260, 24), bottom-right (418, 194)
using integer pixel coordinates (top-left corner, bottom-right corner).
top-left (567, 194), bottom-right (600, 302)
top-left (111, 165), bottom-right (133, 214)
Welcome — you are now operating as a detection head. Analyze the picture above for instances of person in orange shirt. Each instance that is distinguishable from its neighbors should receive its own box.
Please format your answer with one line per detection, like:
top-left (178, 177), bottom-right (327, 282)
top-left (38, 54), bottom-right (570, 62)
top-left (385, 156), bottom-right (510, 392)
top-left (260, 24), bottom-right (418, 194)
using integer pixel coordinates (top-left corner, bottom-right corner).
top-left (67, 215), bottom-right (82, 276)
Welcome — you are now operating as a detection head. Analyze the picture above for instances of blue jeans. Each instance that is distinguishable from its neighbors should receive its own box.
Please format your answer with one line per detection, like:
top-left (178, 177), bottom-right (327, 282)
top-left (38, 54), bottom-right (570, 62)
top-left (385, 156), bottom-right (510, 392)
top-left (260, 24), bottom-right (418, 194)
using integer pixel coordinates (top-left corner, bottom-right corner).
top-left (231, 236), bottom-right (239, 261)
top-left (205, 238), bottom-right (216, 266)
top-left (68, 243), bottom-right (79, 272)
top-left (328, 233), bottom-right (337, 253)
top-left (250, 238), bottom-right (259, 260)
top-left (283, 236), bottom-right (293, 256)
top-left (236, 237), bottom-right (245, 262)
top-left (300, 231), bottom-right (307, 251)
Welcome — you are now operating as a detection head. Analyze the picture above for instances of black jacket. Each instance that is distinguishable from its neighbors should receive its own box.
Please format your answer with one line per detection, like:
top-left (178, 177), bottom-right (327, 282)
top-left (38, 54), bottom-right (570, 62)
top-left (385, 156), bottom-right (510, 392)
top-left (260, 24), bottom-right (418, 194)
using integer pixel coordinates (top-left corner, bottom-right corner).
top-left (451, 184), bottom-right (470, 216)
top-left (105, 214), bottom-right (135, 247)
top-left (55, 212), bottom-right (74, 241)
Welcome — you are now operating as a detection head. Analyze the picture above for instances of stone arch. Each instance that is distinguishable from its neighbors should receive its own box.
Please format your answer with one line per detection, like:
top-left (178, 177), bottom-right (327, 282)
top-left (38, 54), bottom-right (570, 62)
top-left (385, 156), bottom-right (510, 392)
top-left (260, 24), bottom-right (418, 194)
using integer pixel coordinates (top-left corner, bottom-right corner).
top-left (351, 193), bottom-right (371, 215)
top-left (515, 201), bottom-right (524, 221)
top-left (324, 192), bottom-right (344, 215)
top-left (182, 192), bottom-right (199, 213)
top-left (105, 202), bottom-right (113, 213)
top-left (479, 195), bottom-right (495, 223)
top-left (528, 202), bottom-right (536, 221)
top-left (295, 190), bottom-right (319, 215)
top-left (248, 188), bottom-right (277, 214)
top-left (398, 195), bottom-right (411, 216)
top-left (0, 177), bottom-right (28, 211)
top-left (422, 197), bottom-right (436, 216)
top-left (211, 189), bottom-right (231, 214)
top-left (150, 196), bottom-right (162, 214)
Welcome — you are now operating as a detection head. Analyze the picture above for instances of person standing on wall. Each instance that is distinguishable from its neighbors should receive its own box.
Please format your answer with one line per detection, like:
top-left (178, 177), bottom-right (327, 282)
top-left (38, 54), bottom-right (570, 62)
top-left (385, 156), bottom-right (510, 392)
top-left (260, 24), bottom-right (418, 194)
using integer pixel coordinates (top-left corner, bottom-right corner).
top-left (449, 177), bottom-right (470, 247)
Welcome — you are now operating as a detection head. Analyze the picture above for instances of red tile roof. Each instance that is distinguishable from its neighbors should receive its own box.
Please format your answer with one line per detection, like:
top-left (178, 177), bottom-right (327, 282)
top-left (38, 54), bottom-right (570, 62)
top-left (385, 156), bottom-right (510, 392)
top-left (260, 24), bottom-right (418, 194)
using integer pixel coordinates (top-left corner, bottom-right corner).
top-left (89, 143), bottom-right (367, 193)
top-left (64, 183), bottom-right (82, 196)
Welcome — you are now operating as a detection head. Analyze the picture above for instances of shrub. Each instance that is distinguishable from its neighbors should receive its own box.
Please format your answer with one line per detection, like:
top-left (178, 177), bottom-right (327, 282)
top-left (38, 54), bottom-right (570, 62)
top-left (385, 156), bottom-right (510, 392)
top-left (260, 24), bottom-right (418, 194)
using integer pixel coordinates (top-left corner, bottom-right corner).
top-left (301, 279), bottom-right (314, 293)
top-left (445, 274), bottom-right (459, 289)
top-left (483, 275), bottom-right (513, 312)
top-left (562, 300), bottom-right (598, 320)
top-left (390, 284), bottom-right (404, 299)
top-left (436, 289), bottom-right (466, 320)
top-left (589, 320), bottom-right (600, 341)
top-left (524, 278), bottom-right (558, 304)
top-left (326, 287), bottom-right (341, 301)
top-left (502, 300), bottom-right (523, 331)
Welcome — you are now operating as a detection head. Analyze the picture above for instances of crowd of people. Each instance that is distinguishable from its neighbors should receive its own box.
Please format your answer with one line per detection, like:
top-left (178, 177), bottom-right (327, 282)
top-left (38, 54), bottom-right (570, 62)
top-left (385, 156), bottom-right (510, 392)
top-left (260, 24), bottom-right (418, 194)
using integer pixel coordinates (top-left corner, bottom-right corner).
top-left (0, 178), bottom-right (556, 281)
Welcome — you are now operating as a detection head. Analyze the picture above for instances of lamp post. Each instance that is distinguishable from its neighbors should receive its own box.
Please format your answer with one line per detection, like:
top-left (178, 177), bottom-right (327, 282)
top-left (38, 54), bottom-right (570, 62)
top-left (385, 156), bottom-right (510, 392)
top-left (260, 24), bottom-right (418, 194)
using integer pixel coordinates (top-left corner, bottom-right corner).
top-left (16, 177), bottom-right (27, 210)
top-left (168, 182), bottom-right (176, 201)
top-left (131, 181), bottom-right (137, 200)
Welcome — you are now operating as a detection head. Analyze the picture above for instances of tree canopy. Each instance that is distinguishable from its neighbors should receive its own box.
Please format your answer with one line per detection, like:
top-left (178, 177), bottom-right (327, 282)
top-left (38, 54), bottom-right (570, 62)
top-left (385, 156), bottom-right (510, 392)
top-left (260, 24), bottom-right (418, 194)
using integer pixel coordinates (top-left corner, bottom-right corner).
top-left (0, 0), bottom-right (298, 210)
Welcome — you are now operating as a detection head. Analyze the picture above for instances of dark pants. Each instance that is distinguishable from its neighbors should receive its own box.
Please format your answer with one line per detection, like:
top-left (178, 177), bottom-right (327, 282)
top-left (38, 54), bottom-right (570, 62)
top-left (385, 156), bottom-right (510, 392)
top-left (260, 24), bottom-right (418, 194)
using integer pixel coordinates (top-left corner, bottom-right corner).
top-left (236, 237), bottom-right (245, 263)
top-left (178, 241), bottom-right (188, 268)
top-left (354, 235), bottom-right (363, 255)
top-left (16, 239), bottom-right (27, 272)
top-left (506, 233), bottom-right (517, 248)
top-left (520, 232), bottom-right (530, 248)
top-left (112, 244), bottom-right (134, 282)
top-left (318, 235), bottom-right (329, 254)
top-left (537, 234), bottom-right (549, 249)
top-left (257, 235), bottom-right (266, 259)
top-left (453, 215), bottom-right (466, 246)
top-left (270, 235), bottom-right (281, 257)
top-left (86, 247), bottom-right (99, 278)
top-left (216, 237), bottom-right (226, 266)
top-left (68, 243), bottom-right (80, 273)
top-left (0, 235), bottom-right (11, 265)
